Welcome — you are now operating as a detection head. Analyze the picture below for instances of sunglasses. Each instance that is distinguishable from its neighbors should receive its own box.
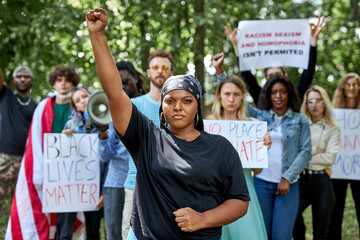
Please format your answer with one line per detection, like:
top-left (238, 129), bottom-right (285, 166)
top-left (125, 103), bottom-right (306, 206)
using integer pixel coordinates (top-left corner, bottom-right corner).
top-left (307, 98), bottom-right (323, 105)
top-left (345, 83), bottom-right (360, 89)
top-left (150, 65), bottom-right (170, 72)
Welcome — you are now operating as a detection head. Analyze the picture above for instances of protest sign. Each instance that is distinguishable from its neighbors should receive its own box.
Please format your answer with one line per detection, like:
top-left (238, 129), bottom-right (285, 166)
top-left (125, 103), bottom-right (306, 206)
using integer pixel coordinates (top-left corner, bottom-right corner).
top-left (43, 133), bottom-right (100, 213)
top-left (237, 19), bottom-right (310, 71)
top-left (204, 119), bottom-right (268, 168)
top-left (331, 109), bottom-right (360, 180)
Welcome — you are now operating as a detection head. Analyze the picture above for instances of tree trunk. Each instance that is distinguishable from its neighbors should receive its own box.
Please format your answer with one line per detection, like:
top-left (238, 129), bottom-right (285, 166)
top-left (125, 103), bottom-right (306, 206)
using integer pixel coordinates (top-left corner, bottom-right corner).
top-left (193, 0), bottom-right (205, 108)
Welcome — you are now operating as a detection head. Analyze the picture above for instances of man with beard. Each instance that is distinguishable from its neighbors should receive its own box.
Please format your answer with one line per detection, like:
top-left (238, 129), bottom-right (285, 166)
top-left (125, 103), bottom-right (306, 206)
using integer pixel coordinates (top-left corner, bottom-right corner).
top-left (6, 66), bottom-right (82, 240)
top-left (122, 50), bottom-right (174, 239)
top-left (0, 66), bottom-right (37, 210)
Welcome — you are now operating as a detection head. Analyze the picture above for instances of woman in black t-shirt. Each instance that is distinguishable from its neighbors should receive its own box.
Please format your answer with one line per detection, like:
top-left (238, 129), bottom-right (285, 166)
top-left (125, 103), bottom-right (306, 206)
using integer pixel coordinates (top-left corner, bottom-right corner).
top-left (86, 8), bottom-right (250, 240)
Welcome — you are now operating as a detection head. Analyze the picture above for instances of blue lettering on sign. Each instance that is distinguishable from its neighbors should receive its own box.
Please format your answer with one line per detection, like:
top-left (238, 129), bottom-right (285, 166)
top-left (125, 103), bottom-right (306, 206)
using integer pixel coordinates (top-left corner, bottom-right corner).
top-left (86, 160), bottom-right (97, 181)
top-left (335, 154), bottom-right (360, 175)
top-left (229, 122), bottom-right (263, 139)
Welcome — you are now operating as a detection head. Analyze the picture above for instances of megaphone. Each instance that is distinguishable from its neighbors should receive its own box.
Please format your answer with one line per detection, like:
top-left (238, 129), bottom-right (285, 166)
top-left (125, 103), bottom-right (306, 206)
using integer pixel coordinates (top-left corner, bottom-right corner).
top-left (87, 90), bottom-right (112, 125)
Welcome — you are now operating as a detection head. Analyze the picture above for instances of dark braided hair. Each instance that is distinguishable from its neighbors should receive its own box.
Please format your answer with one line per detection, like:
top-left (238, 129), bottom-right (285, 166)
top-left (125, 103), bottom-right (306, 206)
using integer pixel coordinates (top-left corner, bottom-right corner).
top-left (116, 61), bottom-right (146, 95)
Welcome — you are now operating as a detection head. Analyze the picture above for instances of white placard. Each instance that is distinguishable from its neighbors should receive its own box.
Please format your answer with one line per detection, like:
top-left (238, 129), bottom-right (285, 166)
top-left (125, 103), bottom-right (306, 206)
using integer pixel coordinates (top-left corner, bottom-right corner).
top-left (204, 119), bottom-right (268, 168)
top-left (43, 133), bottom-right (100, 213)
top-left (237, 19), bottom-right (310, 71)
top-left (331, 109), bottom-right (360, 180)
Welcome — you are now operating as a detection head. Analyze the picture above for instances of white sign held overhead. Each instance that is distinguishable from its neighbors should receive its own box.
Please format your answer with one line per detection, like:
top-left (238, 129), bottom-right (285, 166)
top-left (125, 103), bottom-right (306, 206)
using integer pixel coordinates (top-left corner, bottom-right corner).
top-left (237, 19), bottom-right (311, 71)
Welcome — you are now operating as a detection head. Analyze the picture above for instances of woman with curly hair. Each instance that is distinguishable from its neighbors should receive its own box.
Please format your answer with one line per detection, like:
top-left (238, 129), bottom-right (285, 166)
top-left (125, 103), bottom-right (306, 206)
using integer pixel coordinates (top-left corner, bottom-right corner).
top-left (328, 73), bottom-right (360, 239)
top-left (212, 75), bottom-right (269, 240)
top-left (293, 86), bottom-right (340, 240)
top-left (246, 74), bottom-right (311, 240)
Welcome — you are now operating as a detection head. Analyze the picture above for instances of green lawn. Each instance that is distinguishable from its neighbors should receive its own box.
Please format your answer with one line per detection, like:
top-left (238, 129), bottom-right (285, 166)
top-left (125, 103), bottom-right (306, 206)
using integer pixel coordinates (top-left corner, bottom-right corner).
top-left (1, 188), bottom-right (359, 239)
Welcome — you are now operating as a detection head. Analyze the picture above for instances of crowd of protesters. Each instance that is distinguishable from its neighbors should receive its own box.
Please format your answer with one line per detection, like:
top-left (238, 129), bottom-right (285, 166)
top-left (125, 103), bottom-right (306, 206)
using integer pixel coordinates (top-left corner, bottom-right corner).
top-left (1, 7), bottom-right (359, 240)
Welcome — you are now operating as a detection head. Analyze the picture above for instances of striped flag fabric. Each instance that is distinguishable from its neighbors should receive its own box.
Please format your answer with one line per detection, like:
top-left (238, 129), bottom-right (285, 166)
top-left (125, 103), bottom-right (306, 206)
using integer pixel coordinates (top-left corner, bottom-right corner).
top-left (5, 97), bottom-right (84, 240)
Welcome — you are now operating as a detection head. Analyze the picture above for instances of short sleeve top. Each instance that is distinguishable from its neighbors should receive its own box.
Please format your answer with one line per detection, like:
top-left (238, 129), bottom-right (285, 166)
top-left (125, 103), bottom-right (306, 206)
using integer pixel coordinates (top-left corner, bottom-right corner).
top-left (120, 104), bottom-right (250, 240)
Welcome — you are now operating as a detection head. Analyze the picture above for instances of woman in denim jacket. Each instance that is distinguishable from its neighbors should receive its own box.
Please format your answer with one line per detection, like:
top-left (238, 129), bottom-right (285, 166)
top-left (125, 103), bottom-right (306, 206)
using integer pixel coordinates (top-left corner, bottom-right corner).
top-left (62, 87), bottom-right (105, 240)
top-left (246, 75), bottom-right (311, 240)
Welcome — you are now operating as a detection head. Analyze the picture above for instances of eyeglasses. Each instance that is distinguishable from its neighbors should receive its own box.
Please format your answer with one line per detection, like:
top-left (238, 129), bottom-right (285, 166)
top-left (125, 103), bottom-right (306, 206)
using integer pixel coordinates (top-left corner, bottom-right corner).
top-left (150, 65), bottom-right (170, 72)
top-left (345, 83), bottom-right (360, 89)
top-left (307, 98), bottom-right (323, 105)
top-left (122, 76), bottom-right (134, 85)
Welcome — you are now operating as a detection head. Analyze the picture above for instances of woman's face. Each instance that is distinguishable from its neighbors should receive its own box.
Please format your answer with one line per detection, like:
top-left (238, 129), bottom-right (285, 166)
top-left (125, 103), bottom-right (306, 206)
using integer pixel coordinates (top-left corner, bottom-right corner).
top-left (270, 83), bottom-right (288, 112)
top-left (162, 89), bottom-right (198, 131)
top-left (344, 77), bottom-right (360, 99)
top-left (219, 82), bottom-right (244, 115)
top-left (72, 89), bottom-right (90, 113)
top-left (307, 91), bottom-right (325, 120)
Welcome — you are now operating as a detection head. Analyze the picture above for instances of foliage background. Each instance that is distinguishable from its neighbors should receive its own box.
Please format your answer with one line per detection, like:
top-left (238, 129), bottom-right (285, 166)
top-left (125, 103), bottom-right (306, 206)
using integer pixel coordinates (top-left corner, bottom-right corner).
top-left (1, 0), bottom-right (359, 111)
top-left (0, 0), bottom-right (360, 239)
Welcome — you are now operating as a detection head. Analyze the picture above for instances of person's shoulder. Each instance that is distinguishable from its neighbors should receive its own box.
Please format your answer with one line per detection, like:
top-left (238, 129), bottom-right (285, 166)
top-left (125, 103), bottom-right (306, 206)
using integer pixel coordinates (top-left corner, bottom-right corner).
top-left (131, 94), bottom-right (147, 104)
top-left (0, 84), bottom-right (12, 97)
top-left (326, 122), bottom-right (341, 133)
top-left (292, 111), bottom-right (307, 121)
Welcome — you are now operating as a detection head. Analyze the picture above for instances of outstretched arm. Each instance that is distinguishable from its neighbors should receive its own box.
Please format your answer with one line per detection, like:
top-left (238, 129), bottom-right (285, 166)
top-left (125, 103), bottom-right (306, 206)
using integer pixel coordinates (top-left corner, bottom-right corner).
top-left (297, 16), bottom-right (326, 100)
top-left (225, 24), bottom-right (261, 104)
top-left (86, 8), bottom-right (132, 136)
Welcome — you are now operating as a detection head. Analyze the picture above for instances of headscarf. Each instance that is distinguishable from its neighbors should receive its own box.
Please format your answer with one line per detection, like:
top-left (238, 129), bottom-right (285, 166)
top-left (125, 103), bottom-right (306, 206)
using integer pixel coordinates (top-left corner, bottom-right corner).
top-left (159, 74), bottom-right (205, 131)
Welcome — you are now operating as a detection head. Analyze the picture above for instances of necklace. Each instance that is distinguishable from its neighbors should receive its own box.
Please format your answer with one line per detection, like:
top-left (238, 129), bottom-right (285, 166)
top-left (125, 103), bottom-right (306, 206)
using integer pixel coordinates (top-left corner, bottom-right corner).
top-left (15, 94), bottom-right (31, 106)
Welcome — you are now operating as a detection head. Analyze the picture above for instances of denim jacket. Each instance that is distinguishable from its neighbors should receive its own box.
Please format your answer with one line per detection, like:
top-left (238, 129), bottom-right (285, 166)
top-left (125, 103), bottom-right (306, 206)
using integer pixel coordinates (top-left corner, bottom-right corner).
top-left (99, 123), bottom-right (130, 188)
top-left (247, 103), bottom-right (312, 183)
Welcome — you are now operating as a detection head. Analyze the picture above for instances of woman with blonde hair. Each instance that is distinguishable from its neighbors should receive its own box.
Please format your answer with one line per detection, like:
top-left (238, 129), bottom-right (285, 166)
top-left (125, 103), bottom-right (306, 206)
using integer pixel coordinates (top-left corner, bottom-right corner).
top-left (293, 85), bottom-right (340, 240)
top-left (212, 74), bottom-right (270, 240)
top-left (328, 73), bottom-right (360, 239)
top-left (332, 73), bottom-right (360, 109)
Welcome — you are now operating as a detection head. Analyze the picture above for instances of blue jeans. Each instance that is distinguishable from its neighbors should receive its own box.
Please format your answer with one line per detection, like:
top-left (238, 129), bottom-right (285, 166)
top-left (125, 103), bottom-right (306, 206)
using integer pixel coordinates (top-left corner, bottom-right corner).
top-left (104, 187), bottom-right (125, 240)
top-left (254, 177), bottom-right (299, 240)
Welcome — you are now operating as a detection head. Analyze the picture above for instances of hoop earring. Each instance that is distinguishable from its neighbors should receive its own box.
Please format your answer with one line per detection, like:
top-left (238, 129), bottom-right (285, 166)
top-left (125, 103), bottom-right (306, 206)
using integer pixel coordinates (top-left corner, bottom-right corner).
top-left (160, 112), bottom-right (167, 127)
top-left (194, 113), bottom-right (199, 126)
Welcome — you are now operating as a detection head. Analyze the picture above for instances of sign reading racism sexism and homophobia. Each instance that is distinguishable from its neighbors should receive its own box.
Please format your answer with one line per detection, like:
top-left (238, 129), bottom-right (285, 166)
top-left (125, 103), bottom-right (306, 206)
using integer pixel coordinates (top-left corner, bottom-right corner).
top-left (43, 133), bottom-right (100, 213)
top-left (331, 109), bottom-right (360, 180)
top-left (204, 119), bottom-right (268, 168)
top-left (237, 19), bottom-right (311, 71)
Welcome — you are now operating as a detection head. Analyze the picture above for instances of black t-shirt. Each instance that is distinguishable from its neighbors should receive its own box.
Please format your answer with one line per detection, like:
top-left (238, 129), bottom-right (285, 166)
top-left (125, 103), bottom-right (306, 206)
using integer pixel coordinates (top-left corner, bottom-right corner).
top-left (120, 104), bottom-right (250, 240)
top-left (0, 85), bottom-right (37, 156)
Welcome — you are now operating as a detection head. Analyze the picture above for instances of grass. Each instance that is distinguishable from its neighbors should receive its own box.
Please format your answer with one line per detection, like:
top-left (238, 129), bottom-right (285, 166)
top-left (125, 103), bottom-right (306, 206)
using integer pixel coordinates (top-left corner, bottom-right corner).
top-left (1, 187), bottom-right (359, 239)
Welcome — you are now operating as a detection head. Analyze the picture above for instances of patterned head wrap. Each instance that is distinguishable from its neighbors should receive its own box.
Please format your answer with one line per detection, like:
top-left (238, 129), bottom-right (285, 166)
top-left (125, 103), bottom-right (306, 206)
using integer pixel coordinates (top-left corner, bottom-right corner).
top-left (159, 74), bottom-right (205, 131)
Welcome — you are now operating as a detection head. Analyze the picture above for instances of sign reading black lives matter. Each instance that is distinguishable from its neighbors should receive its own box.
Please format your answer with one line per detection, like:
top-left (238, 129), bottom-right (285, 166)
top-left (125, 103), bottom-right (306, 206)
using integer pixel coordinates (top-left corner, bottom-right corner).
top-left (237, 19), bottom-right (311, 71)
top-left (43, 133), bottom-right (100, 213)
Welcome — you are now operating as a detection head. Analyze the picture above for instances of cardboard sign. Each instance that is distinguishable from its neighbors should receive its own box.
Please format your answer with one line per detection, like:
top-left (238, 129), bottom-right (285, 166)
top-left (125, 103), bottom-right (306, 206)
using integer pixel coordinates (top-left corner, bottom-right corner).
top-left (331, 109), bottom-right (360, 180)
top-left (204, 119), bottom-right (268, 168)
top-left (43, 133), bottom-right (100, 213)
top-left (237, 19), bottom-right (310, 71)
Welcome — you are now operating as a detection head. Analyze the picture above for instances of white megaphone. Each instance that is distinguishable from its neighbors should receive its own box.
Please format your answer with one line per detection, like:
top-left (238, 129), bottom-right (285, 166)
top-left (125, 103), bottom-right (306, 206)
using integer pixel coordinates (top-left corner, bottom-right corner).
top-left (87, 90), bottom-right (112, 125)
